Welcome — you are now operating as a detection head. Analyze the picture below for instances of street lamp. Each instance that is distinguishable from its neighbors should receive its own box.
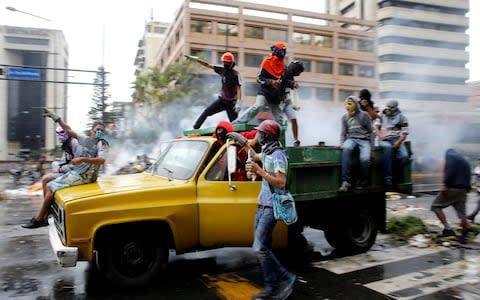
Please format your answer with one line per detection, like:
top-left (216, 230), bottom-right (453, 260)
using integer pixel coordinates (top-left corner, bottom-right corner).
top-left (5, 6), bottom-right (51, 22)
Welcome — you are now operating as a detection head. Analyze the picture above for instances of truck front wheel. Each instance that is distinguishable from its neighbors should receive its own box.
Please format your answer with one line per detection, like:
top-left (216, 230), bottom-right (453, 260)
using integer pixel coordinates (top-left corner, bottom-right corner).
top-left (97, 232), bottom-right (168, 287)
top-left (324, 209), bottom-right (377, 254)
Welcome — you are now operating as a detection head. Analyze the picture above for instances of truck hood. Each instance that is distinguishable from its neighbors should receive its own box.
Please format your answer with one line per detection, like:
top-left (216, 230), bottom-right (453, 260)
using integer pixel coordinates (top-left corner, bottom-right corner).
top-left (55, 172), bottom-right (188, 202)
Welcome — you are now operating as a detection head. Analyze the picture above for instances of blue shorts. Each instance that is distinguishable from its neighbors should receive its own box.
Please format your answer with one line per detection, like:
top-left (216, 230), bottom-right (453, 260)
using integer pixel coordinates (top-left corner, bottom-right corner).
top-left (47, 171), bottom-right (84, 192)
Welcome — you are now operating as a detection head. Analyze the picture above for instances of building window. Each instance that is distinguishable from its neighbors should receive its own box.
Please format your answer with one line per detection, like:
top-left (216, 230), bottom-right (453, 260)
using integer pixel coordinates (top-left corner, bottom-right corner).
top-left (191, 19), bottom-right (212, 33)
top-left (339, 63), bottom-right (354, 76)
top-left (314, 34), bottom-right (332, 48)
top-left (293, 32), bottom-right (311, 45)
top-left (245, 53), bottom-right (264, 67)
top-left (154, 27), bottom-right (166, 34)
top-left (339, 89), bottom-right (355, 101)
top-left (315, 61), bottom-right (333, 74)
top-left (266, 28), bottom-right (287, 42)
top-left (191, 49), bottom-right (212, 62)
top-left (298, 87), bottom-right (313, 100)
top-left (358, 39), bottom-right (374, 52)
top-left (217, 23), bottom-right (238, 36)
top-left (316, 88), bottom-right (333, 101)
top-left (358, 65), bottom-right (375, 78)
top-left (338, 37), bottom-right (355, 50)
top-left (245, 25), bottom-right (263, 39)
top-left (5, 36), bottom-right (49, 45)
top-left (243, 82), bottom-right (258, 97)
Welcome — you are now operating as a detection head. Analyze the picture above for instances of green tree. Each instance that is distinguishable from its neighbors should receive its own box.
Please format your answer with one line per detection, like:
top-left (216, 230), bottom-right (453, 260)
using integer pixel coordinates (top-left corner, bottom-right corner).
top-left (87, 66), bottom-right (111, 129)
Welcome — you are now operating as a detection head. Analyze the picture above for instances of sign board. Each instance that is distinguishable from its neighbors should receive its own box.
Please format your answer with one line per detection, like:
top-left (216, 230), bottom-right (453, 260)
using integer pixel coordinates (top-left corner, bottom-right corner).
top-left (7, 67), bottom-right (41, 80)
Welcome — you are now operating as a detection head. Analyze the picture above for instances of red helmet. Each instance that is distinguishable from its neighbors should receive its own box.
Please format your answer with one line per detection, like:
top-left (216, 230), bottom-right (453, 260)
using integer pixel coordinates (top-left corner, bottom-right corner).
top-left (256, 120), bottom-right (280, 140)
top-left (221, 52), bottom-right (235, 62)
top-left (216, 120), bottom-right (234, 133)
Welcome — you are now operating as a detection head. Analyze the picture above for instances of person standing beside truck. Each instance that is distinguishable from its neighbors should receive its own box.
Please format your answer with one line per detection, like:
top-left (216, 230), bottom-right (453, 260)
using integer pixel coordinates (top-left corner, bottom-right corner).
top-left (245, 119), bottom-right (296, 300)
top-left (22, 108), bottom-right (108, 229)
top-left (187, 52), bottom-right (242, 129)
top-left (431, 148), bottom-right (471, 244)
top-left (338, 96), bottom-right (374, 192)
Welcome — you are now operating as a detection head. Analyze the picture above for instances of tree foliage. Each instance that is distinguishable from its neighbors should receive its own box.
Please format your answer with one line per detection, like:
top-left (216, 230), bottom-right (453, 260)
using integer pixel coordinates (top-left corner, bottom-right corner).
top-left (87, 66), bottom-right (111, 129)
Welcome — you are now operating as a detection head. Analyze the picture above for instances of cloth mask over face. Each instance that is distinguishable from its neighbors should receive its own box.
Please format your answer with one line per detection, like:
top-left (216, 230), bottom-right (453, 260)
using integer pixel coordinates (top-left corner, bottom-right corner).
top-left (344, 98), bottom-right (356, 116)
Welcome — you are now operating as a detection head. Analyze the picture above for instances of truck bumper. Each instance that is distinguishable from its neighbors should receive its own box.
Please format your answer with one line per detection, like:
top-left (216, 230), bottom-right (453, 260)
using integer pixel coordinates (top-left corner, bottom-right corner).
top-left (48, 218), bottom-right (78, 267)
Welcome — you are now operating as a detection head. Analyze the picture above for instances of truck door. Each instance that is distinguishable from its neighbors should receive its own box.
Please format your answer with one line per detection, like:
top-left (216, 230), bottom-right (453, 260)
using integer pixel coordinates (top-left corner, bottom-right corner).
top-left (196, 144), bottom-right (261, 248)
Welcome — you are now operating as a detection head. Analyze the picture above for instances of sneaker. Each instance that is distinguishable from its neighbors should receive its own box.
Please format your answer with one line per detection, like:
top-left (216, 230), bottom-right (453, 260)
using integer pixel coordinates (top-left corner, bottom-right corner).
top-left (467, 214), bottom-right (476, 222)
top-left (293, 140), bottom-right (301, 147)
top-left (338, 181), bottom-right (351, 192)
top-left (355, 179), bottom-right (368, 190)
top-left (22, 218), bottom-right (48, 229)
top-left (439, 229), bottom-right (456, 238)
top-left (252, 286), bottom-right (275, 300)
top-left (273, 273), bottom-right (297, 300)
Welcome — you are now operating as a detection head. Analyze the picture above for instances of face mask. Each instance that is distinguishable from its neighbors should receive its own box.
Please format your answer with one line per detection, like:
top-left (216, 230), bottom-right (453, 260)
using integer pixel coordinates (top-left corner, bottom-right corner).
top-left (271, 47), bottom-right (286, 58)
top-left (95, 130), bottom-right (104, 139)
top-left (383, 107), bottom-right (398, 116)
top-left (344, 99), bottom-right (356, 116)
top-left (223, 62), bottom-right (233, 69)
top-left (257, 131), bottom-right (267, 145)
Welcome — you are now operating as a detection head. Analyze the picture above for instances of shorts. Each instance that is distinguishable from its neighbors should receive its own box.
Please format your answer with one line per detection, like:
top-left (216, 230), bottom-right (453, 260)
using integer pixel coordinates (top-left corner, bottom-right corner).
top-left (282, 101), bottom-right (297, 120)
top-left (47, 170), bottom-right (84, 193)
top-left (430, 188), bottom-right (467, 219)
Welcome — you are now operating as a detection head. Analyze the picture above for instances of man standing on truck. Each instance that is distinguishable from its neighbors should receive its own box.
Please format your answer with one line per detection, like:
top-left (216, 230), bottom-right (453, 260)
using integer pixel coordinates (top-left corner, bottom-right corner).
top-left (22, 108), bottom-right (108, 229)
top-left (186, 52), bottom-right (242, 129)
top-left (339, 96), bottom-right (374, 192)
top-left (431, 148), bottom-right (471, 244)
top-left (245, 120), bottom-right (296, 300)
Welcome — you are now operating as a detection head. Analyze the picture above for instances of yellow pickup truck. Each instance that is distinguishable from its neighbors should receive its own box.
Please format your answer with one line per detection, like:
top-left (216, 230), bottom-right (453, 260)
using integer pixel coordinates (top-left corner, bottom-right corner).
top-left (48, 125), bottom-right (412, 287)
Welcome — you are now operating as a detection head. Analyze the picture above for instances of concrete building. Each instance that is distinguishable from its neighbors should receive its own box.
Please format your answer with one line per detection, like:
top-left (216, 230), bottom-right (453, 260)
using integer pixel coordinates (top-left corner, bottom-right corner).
top-left (329, 0), bottom-right (470, 113)
top-left (0, 25), bottom-right (68, 160)
top-left (134, 21), bottom-right (170, 76)
top-left (146, 0), bottom-right (378, 106)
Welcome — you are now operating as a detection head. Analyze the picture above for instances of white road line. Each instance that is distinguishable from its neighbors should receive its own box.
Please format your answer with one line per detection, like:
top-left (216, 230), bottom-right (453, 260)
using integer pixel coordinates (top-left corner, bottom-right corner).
top-left (365, 259), bottom-right (480, 299)
top-left (313, 245), bottom-right (449, 274)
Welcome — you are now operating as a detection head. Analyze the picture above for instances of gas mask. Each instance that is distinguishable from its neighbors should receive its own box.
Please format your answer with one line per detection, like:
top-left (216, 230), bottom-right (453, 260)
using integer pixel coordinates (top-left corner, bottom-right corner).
top-left (270, 46), bottom-right (286, 58)
top-left (56, 127), bottom-right (69, 143)
top-left (216, 128), bottom-right (227, 142)
top-left (223, 62), bottom-right (234, 69)
top-left (344, 98), bottom-right (356, 116)
top-left (383, 106), bottom-right (398, 116)
top-left (256, 131), bottom-right (268, 145)
top-left (95, 130), bottom-right (104, 139)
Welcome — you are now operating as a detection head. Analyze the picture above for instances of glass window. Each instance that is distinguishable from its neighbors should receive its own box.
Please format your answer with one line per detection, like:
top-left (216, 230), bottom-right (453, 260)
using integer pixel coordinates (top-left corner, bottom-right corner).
top-left (298, 87), bottom-right (313, 100)
top-left (217, 23), bottom-right (238, 36)
top-left (191, 19), bottom-right (212, 34)
top-left (339, 89), bottom-right (355, 101)
top-left (245, 53), bottom-right (264, 67)
top-left (314, 34), bottom-right (332, 47)
top-left (245, 25), bottom-right (263, 39)
top-left (266, 28), bottom-right (287, 42)
top-left (315, 61), bottom-right (333, 74)
top-left (358, 65), bottom-right (375, 78)
top-left (293, 32), bottom-right (311, 45)
top-left (339, 63), bottom-right (354, 76)
top-left (339, 37), bottom-right (355, 50)
top-left (243, 82), bottom-right (259, 97)
top-left (154, 27), bottom-right (166, 34)
top-left (358, 39), bottom-right (374, 52)
top-left (191, 49), bottom-right (212, 62)
top-left (316, 88), bottom-right (333, 101)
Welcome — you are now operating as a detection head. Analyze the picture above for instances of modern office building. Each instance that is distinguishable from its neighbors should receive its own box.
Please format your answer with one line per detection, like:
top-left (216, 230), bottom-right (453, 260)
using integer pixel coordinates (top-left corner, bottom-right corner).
top-left (329, 0), bottom-right (470, 113)
top-left (146, 0), bottom-right (378, 106)
top-left (134, 21), bottom-right (170, 76)
top-left (0, 25), bottom-right (68, 160)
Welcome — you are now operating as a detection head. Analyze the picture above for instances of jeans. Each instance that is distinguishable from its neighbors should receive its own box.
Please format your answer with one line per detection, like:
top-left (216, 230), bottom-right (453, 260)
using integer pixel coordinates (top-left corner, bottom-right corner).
top-left (341, 138), bottom-right (371, 182)
top-left (379, 136), bottom-right (408, 180)
top-left (253, 206), bottom-right (288, 289)
top-left (193, 97), bottom-right (237, 129)
top-left (233, 94), bottom-right (282, 124)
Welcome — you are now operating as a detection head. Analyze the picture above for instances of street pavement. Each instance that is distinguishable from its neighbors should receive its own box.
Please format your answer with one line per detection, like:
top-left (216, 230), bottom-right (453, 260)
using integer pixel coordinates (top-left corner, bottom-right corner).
top-left (1, 174), bottom-right (480, 299)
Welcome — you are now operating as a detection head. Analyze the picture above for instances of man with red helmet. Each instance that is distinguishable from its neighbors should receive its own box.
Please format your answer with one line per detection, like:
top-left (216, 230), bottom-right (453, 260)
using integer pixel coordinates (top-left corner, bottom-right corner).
top-left (245, 120), bottom-right (296, 300)
top-left (186, 52), bottom-right (242, 129)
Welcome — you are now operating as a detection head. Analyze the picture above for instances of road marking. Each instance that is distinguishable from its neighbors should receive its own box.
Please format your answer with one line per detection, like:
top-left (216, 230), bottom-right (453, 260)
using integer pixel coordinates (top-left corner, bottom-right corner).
top-left (313, 244), bottom-right (449, 274)
top-left (202, 273), bottom-right (260, 300)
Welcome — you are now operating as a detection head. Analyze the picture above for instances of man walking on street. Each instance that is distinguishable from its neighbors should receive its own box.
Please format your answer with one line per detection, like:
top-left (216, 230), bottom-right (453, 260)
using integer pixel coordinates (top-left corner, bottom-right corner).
top-left (431, 148), bottom-right (471, 244)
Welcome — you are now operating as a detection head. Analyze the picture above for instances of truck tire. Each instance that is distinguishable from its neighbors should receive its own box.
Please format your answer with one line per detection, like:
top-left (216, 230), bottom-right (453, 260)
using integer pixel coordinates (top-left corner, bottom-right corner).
top-left (324, 209), bottom-right (377, 254)
top-left (97, 231), bottom-right (168, 287)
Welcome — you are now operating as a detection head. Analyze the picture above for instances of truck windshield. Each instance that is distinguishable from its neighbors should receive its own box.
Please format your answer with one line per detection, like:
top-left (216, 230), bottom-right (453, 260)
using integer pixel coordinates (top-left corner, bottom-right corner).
top-left (151, 140), bottom-right (210, 180)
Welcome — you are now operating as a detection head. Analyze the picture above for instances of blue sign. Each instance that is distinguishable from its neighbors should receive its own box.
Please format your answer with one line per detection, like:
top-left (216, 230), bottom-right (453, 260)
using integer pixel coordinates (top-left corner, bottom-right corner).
top-left (7, 67), bottom-right (41, 80)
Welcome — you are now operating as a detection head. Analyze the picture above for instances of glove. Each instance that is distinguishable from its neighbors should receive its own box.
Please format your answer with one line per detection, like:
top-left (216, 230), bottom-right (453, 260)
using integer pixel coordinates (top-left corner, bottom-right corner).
top-left (226, 132), bottom-right (248, 147)
top-left (234, 103), bottom-right (241, 113)
top-left (42, 107), bottom-right (60, 122)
